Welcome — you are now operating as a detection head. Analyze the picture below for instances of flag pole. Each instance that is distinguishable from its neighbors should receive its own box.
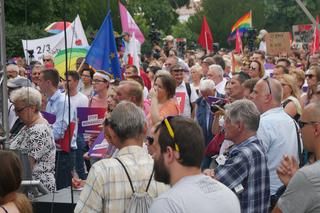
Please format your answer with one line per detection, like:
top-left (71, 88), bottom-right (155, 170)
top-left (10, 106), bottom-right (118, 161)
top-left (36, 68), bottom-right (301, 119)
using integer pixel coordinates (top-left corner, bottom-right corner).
top-left (250, 10), bottom-right (253, 28)
top-left (205, 32), bottom-right (209, 54)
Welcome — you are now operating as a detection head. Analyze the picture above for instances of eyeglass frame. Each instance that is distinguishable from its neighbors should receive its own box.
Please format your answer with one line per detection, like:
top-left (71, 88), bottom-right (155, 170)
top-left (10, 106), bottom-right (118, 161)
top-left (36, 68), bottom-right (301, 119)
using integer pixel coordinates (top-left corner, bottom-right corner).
top-left (297, 120), bottom-right (320, 129)
top-left (262, 76), bottom-right (272, 95)
top-left (14, 105), bottom-right (30, 113)
top-left (160, 116), bottom-right (180, 152)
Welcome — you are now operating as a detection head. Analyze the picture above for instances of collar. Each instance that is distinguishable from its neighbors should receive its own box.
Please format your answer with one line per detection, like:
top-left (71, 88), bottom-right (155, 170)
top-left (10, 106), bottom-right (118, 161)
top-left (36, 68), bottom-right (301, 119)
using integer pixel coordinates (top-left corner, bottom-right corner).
top-left (261, 107), bottom-right (283, 117)
top-left (229, 135), bottom-right (258, 154)
top-left (47, 89), bottom-right (61, 103)
top-left (116, 145), bottom-right (145, 157)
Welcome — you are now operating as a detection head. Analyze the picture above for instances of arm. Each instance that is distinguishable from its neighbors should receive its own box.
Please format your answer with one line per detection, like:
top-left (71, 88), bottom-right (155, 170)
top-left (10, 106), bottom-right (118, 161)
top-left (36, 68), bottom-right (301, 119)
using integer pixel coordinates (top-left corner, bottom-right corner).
top-left (74, 165), bottom-right (104, 213)
top-left (150, 90), bottom-right (161, 124)
top-left (283, 101), bottom-right (298, 118)
top-left (191, 102), bottom-right (196, 119)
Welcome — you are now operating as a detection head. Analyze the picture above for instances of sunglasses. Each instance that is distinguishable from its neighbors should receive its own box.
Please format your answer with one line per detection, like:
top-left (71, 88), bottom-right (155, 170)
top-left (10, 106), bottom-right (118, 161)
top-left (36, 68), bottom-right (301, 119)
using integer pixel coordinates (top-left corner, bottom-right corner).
top-left (263, 76), bottom-right (272, 94)
top-left (305, 74), bottom-right (315, 79)
top-left (43, 59), bottom-right (52, 62)
top-left (250, 66), bottom-right (258, 71)
top-left (298, 120), bottom-right (320, 129)
top-left (161, 116), bottom-right (180, 152)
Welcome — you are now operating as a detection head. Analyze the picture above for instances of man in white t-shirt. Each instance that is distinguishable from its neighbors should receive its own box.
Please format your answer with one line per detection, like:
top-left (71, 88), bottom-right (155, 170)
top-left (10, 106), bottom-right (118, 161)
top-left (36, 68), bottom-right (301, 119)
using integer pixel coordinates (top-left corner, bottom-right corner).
top-left (170, 64), bottom-right (198, 118)
top-left (149, 116), bottom-right (241, 213)
top-left (65, 71), bottom-right (89, 179)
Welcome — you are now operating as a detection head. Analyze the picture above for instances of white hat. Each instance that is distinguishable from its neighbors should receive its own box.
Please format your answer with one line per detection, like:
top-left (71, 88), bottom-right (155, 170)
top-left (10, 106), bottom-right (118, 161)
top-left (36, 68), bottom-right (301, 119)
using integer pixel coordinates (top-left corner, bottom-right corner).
top-left (258, 29), bottom-right (268, 39)
top-left (7, 76), bottom-right (32, 88)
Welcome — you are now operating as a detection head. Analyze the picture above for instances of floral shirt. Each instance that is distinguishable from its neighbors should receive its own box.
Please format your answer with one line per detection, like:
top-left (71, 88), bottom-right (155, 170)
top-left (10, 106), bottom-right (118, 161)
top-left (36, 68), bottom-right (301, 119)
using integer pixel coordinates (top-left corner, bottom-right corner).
top-left (10, 123), bottom-right (56, 192)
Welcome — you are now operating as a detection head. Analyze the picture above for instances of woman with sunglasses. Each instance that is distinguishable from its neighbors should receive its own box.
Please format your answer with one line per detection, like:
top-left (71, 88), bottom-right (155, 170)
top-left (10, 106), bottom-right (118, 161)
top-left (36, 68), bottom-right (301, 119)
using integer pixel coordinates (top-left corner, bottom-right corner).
top-left (300, 65), bottom-right (320, 108)
top-left (280, 74), bottom-right (302, 121)
top-left (248, 60), bottom-right (265, 79)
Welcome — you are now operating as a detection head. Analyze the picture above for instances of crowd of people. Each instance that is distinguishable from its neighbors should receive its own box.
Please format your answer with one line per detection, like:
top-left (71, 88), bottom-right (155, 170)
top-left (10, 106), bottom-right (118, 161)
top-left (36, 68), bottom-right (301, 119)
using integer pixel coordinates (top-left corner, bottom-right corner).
top-left (1, 31), bottom-right (320, 213)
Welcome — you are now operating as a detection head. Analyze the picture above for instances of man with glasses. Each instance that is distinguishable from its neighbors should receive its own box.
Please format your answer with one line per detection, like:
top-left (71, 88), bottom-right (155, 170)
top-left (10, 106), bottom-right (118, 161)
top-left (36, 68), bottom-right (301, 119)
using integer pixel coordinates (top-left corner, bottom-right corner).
top-left (250, 77), bottom-right (300, 208)
top-left (149, 116), bottom-right (240, 213)
top-left (272, 102), bottom-right (320, 213)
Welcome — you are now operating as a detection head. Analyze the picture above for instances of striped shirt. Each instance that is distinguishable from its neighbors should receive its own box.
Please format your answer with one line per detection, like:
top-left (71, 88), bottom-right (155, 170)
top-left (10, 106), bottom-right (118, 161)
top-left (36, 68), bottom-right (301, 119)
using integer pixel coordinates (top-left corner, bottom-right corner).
top-left (75, 145), bottom-right (168, 213)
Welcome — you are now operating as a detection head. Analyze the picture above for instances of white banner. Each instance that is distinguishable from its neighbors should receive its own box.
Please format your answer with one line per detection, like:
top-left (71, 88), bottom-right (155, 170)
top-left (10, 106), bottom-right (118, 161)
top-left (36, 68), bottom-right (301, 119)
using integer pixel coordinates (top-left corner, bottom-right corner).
top-left (22, 15), bottom-right (88, 62)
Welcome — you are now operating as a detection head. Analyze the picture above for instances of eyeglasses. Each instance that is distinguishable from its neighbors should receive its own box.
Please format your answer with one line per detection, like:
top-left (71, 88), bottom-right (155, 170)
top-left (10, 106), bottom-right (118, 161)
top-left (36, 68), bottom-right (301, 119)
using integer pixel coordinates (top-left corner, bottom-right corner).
top-left (298, 120), bottom-right (320, 129)
top-left (92, 79), bottom-right (105, 83)
top-left (81, 74), bottom-right (91, 78)
top-left (43, 59), bottom-right (52, 62)
top-left (161, 116), bottom-right (180, 152)
top-left (263, 76), bottom-right (272, 94)
top-left (305, 74), bottom-right (315, 79)
top-left (14, 105), bottom-right (29, 113)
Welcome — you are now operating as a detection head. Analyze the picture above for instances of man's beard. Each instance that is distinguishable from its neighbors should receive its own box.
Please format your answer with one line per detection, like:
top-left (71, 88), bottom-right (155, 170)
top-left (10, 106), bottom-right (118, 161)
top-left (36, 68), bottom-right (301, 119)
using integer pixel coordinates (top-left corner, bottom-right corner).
top-left (154, 154), bottom-right (170, 185)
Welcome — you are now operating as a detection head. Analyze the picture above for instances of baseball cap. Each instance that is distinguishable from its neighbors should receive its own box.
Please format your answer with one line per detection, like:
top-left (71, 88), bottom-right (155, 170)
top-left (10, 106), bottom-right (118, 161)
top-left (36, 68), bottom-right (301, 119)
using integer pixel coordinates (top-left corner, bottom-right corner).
top-left (258, 29), bottom-right (268, 39)
top-left (163, 35), bottom-right (174, 41)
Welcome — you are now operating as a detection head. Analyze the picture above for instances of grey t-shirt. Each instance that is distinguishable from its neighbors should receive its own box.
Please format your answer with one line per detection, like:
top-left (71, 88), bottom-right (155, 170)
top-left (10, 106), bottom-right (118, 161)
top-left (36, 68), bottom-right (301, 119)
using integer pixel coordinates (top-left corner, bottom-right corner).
top-left (278, 161), bottom-right (320, 213)
top-left (149, 174), bottom-right (241, 213)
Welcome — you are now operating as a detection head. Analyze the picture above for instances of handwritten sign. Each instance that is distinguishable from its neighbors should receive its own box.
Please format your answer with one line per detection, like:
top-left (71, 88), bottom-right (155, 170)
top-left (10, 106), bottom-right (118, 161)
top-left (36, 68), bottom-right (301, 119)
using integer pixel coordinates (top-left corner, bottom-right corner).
top-left (265, 32), bottom-right (291, 56)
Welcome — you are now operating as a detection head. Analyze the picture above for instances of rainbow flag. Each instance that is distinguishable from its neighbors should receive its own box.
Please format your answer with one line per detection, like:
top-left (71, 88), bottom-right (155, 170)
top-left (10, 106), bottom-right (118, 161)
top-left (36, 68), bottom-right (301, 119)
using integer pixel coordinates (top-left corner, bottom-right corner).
top-left (45, 21), bottom-right (71, 34)
top-left (228, 11), bottom-right (252, 41)
top-left (231, 12), bottom-right (252, 33)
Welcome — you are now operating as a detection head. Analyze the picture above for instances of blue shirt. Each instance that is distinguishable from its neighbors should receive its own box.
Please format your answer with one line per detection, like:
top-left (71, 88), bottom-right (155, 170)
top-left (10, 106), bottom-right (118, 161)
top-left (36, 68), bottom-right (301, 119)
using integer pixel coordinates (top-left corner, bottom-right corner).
top-left (257, 107), bottom-right (300, 195)
top-left (215, 136), bottom-right (270, 213)
top-left (46, 89), bottom-right (74, 146)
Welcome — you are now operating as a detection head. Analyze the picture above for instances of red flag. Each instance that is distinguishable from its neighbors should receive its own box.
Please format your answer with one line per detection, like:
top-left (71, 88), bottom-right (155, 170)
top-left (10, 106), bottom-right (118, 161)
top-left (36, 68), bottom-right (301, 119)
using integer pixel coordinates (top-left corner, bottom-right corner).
top-left (312, 16), bottom-right (319, 54)
top-left (198, 16), bottom-right (213, 52)
top-left (235, 29), bottom-right (242, 53)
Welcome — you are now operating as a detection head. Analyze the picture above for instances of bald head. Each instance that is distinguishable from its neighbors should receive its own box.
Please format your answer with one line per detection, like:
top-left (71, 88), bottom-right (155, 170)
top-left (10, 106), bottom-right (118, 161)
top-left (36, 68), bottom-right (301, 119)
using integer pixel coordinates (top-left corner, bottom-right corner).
top-left (251, 77), bottom-right (283, 113)
top-left (300, 102), bottom-right (320, 152)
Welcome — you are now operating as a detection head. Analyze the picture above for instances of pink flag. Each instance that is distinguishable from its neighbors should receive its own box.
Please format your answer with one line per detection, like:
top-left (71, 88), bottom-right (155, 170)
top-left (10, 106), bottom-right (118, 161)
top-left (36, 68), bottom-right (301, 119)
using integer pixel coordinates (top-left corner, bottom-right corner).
top-left (119, 2), bottom-right (145, 44)
top-left (312, 16), bottom-right (319, 55)
top-left (235, 29), bottom-right (243, 53)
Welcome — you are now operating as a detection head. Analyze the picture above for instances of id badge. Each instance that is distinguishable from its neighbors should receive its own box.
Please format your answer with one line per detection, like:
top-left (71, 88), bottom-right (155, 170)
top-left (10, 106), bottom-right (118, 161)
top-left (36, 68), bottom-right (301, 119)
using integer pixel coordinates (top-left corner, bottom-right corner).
top-left (215, 155), bottom-right (227, 165)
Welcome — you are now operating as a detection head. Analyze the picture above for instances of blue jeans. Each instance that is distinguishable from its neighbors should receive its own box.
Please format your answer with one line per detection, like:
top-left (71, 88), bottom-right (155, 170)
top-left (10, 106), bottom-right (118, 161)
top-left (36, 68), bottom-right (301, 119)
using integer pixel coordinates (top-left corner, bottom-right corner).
top-left (55, 150), bottom-right (75, 190)
top-left (75, 134), bottom-right (87, 180)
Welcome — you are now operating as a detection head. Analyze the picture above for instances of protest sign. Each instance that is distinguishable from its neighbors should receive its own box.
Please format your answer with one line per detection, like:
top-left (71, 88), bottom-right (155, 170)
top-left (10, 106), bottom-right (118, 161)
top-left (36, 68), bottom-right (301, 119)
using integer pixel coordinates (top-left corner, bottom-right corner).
top-left (265, 32), bottom-right (291, 56)
top-left (77, 107), bottom-right (107, 134)
top-left (88, 131), bottom-right (117, 159)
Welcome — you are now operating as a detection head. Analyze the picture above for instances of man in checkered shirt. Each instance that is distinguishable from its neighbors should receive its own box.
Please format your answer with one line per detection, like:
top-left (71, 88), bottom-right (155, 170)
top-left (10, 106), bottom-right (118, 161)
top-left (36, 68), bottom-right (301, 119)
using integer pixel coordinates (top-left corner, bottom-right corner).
top-left (214, 100), bottom-right (270, 213)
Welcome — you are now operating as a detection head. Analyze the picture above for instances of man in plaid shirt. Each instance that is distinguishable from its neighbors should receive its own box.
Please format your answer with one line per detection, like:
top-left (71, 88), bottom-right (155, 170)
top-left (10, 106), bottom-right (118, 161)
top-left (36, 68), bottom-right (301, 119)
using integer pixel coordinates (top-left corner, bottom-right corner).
top-left (214, 100), bottom-right (270, 213)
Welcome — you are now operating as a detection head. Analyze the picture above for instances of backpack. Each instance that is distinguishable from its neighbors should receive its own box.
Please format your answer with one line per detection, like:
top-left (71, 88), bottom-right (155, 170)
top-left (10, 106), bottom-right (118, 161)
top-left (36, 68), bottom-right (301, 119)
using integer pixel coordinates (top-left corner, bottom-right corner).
top-left (185, 82), bottom-right (193, 112)
top-left (116, 158), bottom-right (154, 213)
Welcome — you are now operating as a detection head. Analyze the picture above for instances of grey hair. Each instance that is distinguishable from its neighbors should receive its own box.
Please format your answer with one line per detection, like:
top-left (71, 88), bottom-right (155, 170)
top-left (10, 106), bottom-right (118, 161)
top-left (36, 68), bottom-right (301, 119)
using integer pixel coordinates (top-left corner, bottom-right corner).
top-left (155, 70), bottom-right (171, 77)
top-left (270, 78), bottom-right (283, 103)
top-left (110, 101), bottom-right (146, 143)
top-left (209, 64), bottom-right (224, 77)
top-left (10, 87), bottom-right (42, 111)
top-left (199, 79), bottom-right (215, 91)
top-left (7, 64), bottom-right (19, 73)
top-left (225, 99), bottom-right (260, 132)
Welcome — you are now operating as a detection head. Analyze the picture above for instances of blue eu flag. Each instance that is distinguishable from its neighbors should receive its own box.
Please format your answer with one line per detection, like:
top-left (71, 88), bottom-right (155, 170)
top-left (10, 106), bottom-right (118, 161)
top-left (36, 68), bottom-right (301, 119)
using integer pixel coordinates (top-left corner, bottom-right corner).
top-left (85, 12), bottom-right (121, 80)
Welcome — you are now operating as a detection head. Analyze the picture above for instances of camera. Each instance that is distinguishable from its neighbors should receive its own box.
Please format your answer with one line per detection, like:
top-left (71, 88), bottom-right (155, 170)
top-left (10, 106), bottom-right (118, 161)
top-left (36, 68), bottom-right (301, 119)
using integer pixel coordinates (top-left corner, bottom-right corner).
top-left (210, 99), bottom-right (227, 113)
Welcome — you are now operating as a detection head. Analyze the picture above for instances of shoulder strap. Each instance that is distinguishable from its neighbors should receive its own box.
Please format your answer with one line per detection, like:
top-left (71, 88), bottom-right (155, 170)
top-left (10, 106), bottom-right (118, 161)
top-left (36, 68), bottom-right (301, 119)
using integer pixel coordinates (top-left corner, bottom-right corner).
top-left (116, 158), bottom-right (135, 193)
top-left (0, 206), bottom-right (8, 213)
top-left (185, 83), bottom-right (193, 110)
top-left (116, 158), bottom-right (155, 193)
top-left (145, 168), bottom-right (154, 192)
top-left (293, 120), bottom-right (304, 167)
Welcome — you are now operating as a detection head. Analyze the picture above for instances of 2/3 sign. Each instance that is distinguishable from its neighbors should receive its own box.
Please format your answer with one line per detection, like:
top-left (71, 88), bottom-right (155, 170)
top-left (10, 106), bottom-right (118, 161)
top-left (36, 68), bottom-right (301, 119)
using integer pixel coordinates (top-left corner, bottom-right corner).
top-left (36, 44), bottom-right (51, 54)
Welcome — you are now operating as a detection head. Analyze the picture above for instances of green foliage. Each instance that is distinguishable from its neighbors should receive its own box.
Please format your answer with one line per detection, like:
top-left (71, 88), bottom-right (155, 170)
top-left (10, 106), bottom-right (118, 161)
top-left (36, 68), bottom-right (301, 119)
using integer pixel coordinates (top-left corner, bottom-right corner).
top-left (5, 22), bottom-right (49, 58)
top-left (172, 21), bottom-right (198, 46)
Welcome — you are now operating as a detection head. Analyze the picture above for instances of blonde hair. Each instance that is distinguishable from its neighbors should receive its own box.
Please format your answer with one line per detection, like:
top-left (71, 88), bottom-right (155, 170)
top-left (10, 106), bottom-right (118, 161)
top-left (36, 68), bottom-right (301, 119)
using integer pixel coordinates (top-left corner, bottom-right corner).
top-left (280, 74), bottom-right (301, 98)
